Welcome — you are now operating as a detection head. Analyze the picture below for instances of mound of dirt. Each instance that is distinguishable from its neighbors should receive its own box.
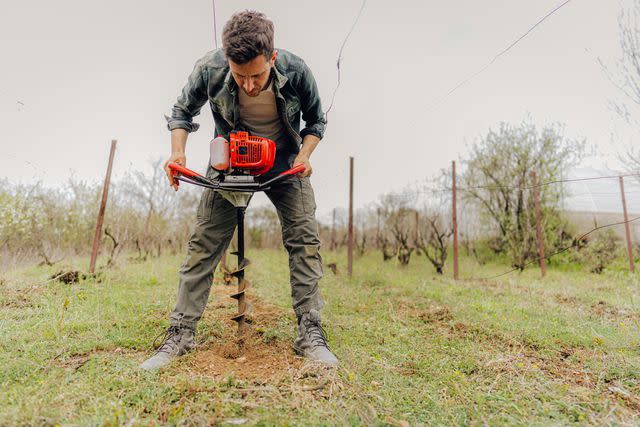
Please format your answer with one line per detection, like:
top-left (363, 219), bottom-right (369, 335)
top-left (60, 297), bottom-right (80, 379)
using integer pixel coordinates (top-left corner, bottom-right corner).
top-left (50, 270), bottom-right (81, 284)
top-left (186, 286), bottom-right (305, 381)
top-left (397, 298), bottom-right (454, 324)
top-left (591, 300), bottom-right (638, 320)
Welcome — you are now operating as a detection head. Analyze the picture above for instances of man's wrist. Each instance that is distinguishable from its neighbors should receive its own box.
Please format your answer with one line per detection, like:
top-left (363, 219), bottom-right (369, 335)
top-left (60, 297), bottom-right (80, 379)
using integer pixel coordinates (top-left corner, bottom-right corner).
top-left (299, 135), bottom-right (320, 159)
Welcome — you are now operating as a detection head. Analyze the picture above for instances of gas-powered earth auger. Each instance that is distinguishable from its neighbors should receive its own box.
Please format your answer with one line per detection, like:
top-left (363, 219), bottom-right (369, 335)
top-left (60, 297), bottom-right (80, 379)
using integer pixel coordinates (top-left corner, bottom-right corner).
top-left (168, 131), bottom-right (305, 338)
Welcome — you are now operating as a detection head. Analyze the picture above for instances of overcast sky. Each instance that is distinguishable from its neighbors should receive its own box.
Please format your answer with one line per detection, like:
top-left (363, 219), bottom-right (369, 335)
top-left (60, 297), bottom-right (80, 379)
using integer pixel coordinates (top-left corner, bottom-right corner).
top-left (0, 0), bottom-right (637, 220)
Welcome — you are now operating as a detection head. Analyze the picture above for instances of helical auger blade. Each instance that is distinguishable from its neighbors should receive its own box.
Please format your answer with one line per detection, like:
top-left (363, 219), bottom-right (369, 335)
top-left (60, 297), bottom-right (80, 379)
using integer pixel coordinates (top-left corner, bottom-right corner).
top-left (230, 257), bottom-right (251, 334)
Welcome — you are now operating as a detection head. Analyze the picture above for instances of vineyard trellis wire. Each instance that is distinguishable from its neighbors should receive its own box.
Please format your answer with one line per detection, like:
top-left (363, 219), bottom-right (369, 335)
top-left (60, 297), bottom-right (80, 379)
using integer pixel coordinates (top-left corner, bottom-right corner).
top-left (363, 167), bottom-right (640, 280)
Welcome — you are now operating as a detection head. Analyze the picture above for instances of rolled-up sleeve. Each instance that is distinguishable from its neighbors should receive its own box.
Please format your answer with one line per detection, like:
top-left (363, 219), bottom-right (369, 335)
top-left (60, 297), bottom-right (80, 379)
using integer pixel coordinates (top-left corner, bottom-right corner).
top-left (166, 58), bottom-right (209, 133)
top-left (298, 61), bottom-right (327, 140)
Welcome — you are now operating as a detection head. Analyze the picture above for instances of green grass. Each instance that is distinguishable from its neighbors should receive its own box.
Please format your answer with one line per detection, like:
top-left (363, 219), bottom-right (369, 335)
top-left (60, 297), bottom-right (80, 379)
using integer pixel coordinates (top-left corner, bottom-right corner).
top-left (1, 249), bottom-right (640, 425)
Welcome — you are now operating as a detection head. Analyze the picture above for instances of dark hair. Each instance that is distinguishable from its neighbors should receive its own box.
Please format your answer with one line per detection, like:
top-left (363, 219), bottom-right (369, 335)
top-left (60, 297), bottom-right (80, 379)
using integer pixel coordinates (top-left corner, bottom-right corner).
top-left (222, 10), bottom-right (274, 64)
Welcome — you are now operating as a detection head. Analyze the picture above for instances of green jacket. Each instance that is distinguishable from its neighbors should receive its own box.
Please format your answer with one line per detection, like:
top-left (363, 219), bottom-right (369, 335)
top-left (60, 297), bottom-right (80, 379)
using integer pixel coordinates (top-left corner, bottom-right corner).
top-left (166, 48), bottom-right (327, 151)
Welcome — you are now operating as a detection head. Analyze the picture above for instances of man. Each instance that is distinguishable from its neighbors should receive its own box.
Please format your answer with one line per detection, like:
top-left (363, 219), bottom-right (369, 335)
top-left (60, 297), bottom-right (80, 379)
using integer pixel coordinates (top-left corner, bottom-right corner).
top-left (140, 10), bottom-right (338, 370)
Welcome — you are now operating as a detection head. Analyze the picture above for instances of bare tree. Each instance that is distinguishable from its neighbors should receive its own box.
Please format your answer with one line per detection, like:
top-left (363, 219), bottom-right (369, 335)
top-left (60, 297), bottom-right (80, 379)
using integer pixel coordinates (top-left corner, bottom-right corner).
top-left (0, 162), bottom-right (201, 267)
top-left (379, 235), bottom-right (396, 261)
top-left (354, 207), bottom-right (375, 257)
top-left (355, 228), bottom-right (367, 257)
top-left (330, 208), bottom-right (338, 251)
top-left (600, 1), bottom-right (640, 174)
top-left (372, 207), bottom-right (395, 260)
top-left (414, 211), bottom-right (452, 275)
top-left (319, 207), bottom-right (347, 251)
top-left (104, 227), bottom-right (121, 267)
top-left (377, 193), bottom-right (417, 265)
top-left (461, 120), bottom-right (584, 270)
top-left (601, 1), bottom-right (640, 127)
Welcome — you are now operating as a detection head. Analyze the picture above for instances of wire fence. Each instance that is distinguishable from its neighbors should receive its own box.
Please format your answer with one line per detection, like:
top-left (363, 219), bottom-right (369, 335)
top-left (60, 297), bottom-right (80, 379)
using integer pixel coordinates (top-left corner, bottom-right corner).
top-left (385, 173), bottom-right (640, 198)
top-left (480, 215), bottom-right (640, 280)
top-left (345, 160), bottom-right (640, 281)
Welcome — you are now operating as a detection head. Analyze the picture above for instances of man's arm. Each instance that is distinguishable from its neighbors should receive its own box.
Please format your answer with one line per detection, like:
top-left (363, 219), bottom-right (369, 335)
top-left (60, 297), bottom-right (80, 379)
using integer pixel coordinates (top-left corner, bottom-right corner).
top-left (297, 61), bottom-right (327, 141)
top-left (167, 58), bottom-right (210, 133)
top-left (164, 57), bottom-right (210, 190)
top-left (293, 61), bottom-right (326, 177)
top-left (293, 134), bottom-right (320, 178)
top-left (164, 129), bottom-right (189, 191)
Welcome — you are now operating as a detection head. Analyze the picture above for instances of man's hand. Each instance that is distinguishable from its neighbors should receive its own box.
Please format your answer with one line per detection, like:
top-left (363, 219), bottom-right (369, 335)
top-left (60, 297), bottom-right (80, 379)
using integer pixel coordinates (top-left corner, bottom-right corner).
top-left (294, 135), bottom-right (320, 178)
top-left (293, 153), bottom-right (312, 178)
top-left (166, 129), bottom-right (189, 191)
top-left (164, 152), bottom-right (186, 191)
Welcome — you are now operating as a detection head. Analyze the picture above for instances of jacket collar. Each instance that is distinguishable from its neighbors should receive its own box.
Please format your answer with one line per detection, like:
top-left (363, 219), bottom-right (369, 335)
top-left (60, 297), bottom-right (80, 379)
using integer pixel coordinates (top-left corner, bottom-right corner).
top-left (272, 62), bottom-right (288, 89)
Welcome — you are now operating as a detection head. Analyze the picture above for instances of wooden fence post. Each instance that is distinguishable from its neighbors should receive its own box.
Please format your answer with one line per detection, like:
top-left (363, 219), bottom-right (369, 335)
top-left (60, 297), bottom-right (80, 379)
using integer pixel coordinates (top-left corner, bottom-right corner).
top-left (348, 157), bottom-right (354, 278)
top-left (89, 140), bottom-right (117, 274)
top-left (530, 170), bottom-right (546, 277)
top-left (452, 161), bottom-right (459, 280)
top-left (330, 208), bottom-right (337, 251)
top-left (619, 176), bottom-right (635, 273)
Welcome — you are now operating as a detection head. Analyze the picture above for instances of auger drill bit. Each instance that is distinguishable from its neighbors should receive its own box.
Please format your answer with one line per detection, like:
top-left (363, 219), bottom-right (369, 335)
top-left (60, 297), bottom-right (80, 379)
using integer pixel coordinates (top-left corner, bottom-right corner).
top-left (219, 253), bottom-right (234, 286)
top-left (230, 207), bottom-right (251, 336)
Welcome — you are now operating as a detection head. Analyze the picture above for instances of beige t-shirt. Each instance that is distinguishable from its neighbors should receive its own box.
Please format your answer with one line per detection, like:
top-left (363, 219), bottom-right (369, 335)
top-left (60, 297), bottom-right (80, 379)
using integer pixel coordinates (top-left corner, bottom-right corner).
top-left (238, 82), bottom-right (287, 144)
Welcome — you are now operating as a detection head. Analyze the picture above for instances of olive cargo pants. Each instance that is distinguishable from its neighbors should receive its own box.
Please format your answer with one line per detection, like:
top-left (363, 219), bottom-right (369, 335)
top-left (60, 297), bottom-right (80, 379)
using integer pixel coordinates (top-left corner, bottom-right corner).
top-left (169, 176), bottom-right (325, 330)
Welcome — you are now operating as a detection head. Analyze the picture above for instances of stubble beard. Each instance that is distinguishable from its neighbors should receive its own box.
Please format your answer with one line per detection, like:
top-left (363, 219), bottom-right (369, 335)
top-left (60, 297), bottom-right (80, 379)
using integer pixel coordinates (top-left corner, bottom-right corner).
top-left (243, 68), bottom-right (273, 97)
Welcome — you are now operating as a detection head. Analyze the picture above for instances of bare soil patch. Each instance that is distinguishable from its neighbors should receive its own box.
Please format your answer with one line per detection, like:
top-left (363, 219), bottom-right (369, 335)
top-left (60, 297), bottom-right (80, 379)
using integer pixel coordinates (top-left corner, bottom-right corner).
top-left (591, 300), bottom-right (640, 321)
top-left (553, 293), bottom-right (578, 305)
top-left (396, 297), bottom-right (453, 324)
top-left (186, 285), bottom-right (305, 381)
top-left (0, 292), bottom-right (33, 308)
top-left (553, 294), bottom-right (639, 321)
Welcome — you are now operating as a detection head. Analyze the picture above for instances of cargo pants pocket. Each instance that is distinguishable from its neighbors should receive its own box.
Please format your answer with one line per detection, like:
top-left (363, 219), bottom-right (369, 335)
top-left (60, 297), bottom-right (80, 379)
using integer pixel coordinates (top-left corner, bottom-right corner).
top-left (196, 188), bottom-right (215, 221)
top-left (297, 177), bottom-right (317, 216)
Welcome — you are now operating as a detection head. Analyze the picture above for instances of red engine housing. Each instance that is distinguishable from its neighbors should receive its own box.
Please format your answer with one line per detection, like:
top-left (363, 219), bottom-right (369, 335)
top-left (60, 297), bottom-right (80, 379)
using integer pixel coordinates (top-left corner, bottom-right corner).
top-left (229, 131), bottom-right (276, 176)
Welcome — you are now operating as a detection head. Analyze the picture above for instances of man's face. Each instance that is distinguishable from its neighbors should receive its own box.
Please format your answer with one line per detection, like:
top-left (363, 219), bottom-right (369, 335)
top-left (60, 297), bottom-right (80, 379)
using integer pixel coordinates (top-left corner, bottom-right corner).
top-left (229, 52), bottom-right (276, 97)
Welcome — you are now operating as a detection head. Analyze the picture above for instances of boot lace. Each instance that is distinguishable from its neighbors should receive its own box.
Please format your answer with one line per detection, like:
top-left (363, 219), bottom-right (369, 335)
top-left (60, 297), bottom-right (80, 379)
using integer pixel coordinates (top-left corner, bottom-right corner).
top-left (150, 325), bottom-right (183, 355)
top-left (303, 318), bottom-right (330, 349)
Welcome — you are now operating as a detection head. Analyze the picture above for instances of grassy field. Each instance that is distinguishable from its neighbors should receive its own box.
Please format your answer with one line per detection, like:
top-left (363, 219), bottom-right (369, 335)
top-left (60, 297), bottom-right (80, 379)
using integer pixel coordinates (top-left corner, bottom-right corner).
top-left (2, 248), bottom-right (640, 426)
